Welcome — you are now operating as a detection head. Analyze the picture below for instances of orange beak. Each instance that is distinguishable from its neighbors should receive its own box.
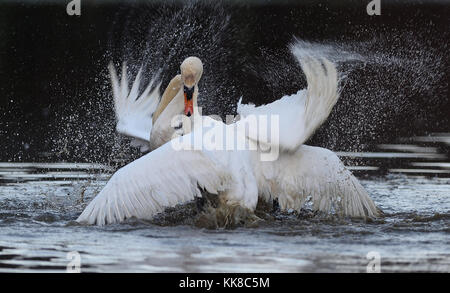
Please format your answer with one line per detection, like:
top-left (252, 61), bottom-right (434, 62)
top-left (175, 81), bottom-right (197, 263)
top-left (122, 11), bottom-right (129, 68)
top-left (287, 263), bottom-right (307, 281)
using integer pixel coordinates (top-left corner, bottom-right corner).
top-left (184, 86), bottom-right (194, 117)
top-left (184, 93), bottom-right (194, 117)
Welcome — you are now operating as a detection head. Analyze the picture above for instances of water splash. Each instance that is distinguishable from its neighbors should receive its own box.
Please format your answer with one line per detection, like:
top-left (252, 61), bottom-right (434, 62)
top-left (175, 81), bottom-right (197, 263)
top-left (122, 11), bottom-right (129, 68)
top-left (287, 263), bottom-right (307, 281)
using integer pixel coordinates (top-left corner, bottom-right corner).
top-left (49, 1), bottom-right (448, 165)
top-left (51, 1), bottom-right (238, 167)
top-left (251, 31), bottom-right (447, 152)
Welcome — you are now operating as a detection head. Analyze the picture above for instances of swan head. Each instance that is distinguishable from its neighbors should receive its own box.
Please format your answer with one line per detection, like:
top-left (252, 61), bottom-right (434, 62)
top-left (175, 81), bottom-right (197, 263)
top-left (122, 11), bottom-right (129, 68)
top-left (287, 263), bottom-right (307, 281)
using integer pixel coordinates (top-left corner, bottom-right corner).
top-left (180, 56), bottom-right (203, 117)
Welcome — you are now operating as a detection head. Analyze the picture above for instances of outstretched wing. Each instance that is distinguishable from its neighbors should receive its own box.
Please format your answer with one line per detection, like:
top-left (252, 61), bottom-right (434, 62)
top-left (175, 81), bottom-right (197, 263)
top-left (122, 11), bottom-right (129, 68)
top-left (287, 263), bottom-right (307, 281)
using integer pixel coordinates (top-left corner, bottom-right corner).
top-left (237, 56), bottom-right (338, 152)
top-left (258, 145), bottom-right (379, 219)
top-left (109, 62), bottom-right (161, 152)
top-left (76, 133), bottom-right (231, 225)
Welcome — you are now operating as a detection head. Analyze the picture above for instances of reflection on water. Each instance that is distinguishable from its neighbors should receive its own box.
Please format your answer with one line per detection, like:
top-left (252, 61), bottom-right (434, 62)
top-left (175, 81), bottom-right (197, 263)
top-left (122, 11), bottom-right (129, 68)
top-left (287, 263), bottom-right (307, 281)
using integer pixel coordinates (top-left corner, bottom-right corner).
top-left (339, 133), bottom-right (450, 175)
top-left (0, 137), bottom-right (449, 272)
top-left (0, 162), bottom-right (112, 183)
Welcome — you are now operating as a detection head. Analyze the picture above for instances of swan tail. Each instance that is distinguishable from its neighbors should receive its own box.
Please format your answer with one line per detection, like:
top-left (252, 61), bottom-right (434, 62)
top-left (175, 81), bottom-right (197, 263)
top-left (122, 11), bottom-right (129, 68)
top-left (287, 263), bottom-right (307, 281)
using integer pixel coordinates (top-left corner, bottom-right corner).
top-left (108, 62), bottom-right (161, 151)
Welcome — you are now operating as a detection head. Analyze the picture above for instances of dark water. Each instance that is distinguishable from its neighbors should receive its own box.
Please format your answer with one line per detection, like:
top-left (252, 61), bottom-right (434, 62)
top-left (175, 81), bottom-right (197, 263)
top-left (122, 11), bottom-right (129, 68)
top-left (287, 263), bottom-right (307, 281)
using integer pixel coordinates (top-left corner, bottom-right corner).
top-left (0, 154), bottom-right (449, 272)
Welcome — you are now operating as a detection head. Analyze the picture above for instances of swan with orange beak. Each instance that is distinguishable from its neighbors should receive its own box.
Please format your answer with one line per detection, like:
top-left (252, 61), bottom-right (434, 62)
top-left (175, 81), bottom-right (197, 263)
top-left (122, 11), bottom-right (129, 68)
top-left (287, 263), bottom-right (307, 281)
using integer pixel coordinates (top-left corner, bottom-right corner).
top-left (149, 56), bottom-right (203, 150)
top-left (108, 56), bottom-right (203, 152)
top-left (78, 54), bottom-right (381, 226)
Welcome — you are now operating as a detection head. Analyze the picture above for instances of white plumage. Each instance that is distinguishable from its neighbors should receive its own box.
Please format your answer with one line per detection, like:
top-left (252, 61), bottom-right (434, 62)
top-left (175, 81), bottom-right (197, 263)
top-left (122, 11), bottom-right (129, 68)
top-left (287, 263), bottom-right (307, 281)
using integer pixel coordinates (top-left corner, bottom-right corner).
top-left (254, 145), bottom-right (378, 218)
top-left (108, 62), bottom-right (161, 152)
top-left (77, 140), bottom-right (231, 225)
top-left (108, 57), bottom-right (204, 152)
top-left (237, 57), bottom-right (338, 152)
top-left (77, 53), bottom-right (380, 225)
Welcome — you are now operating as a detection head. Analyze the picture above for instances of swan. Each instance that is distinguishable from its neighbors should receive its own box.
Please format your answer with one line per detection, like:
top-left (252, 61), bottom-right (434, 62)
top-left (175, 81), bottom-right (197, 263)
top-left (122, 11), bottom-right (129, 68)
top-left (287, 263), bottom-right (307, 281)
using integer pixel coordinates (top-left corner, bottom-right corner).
top-left (108, 57), bottom-right (203, 152)
top-left (77, 54), bottom-right (380, 225)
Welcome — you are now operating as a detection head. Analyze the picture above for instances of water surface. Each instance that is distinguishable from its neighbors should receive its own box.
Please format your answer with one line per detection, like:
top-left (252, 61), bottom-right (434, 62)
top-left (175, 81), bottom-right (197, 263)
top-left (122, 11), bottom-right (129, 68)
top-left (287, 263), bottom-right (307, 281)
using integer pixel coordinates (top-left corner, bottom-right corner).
top-left (0, 161), bottom-right (448, 273)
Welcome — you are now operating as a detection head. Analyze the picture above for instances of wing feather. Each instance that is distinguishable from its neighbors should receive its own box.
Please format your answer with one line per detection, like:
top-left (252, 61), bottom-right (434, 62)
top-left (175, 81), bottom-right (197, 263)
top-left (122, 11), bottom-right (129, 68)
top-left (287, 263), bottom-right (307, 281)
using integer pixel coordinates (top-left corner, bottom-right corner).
top-left (76, 135), bottom-right (231, 225)
top-left (108, 62), bottom-right (161, 150)
top-left (259, 145), bottom-right (380, 219)
top-left (237, 55), bottom-right (338, 152)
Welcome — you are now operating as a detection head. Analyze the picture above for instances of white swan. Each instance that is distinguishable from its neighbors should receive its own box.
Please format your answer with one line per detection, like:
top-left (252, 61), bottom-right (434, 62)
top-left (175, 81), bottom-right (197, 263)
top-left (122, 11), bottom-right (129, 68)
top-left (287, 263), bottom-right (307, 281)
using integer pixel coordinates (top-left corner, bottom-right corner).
top-left (77, 55), bottom-right (380, 225)
top-left (108, 57), bottom-right (203, 152)
top-left (150, 56), bottom-right (203, 150)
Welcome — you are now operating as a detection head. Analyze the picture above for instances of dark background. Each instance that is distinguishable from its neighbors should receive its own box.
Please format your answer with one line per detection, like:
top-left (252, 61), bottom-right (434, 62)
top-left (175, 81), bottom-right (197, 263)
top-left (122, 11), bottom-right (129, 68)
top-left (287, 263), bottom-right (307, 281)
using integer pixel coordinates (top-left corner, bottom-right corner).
top-left (0, 0), bottom-right (448, 164)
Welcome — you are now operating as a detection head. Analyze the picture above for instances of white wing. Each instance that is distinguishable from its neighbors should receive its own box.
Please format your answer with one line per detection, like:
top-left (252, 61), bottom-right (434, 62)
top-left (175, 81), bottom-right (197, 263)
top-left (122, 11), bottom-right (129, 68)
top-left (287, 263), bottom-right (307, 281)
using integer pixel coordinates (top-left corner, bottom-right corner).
top-left (109, 62), bottom-right (161, 152)
top-left (76, 133), bottom-right (231, 225)
top-left (237, 56), bottom-right (338, 152)
top-left (257, 145), bottom-right (379, 218)
top-left (240, 54), bottom-right (377, 218)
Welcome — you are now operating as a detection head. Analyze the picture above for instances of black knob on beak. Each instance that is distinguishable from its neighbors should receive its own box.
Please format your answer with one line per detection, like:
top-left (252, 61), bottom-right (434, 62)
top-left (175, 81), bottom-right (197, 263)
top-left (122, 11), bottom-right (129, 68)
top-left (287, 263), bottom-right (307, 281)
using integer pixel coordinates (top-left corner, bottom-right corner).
top-left (184, 85), bottom-right (194, 101)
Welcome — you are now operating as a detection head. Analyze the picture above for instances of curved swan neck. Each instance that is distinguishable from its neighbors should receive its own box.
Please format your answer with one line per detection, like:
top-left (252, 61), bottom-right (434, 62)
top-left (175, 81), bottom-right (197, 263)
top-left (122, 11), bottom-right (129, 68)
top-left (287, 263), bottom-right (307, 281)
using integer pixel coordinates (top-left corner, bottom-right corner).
top-left (153, 56), bottom-right (203, 124)
top-left (153, 74), bottom-right (182, 124)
